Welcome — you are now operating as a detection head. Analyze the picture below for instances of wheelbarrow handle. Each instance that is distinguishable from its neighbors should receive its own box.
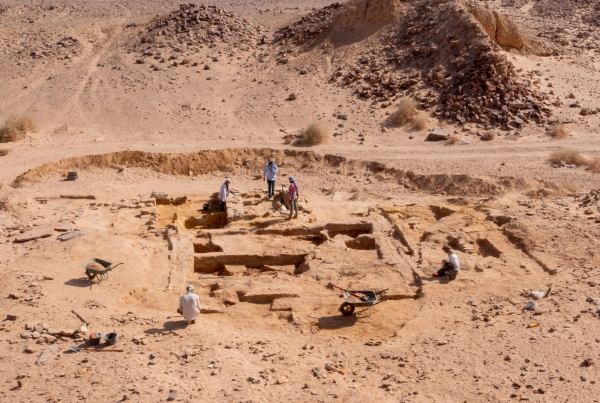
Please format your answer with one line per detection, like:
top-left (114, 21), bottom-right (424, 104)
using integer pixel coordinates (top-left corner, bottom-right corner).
top-left (111, 263), bottom-right (123, 269)
top-left (375, 289), bottom-right (389, 296)
top-left (327, 283), bottom-right (368, 302)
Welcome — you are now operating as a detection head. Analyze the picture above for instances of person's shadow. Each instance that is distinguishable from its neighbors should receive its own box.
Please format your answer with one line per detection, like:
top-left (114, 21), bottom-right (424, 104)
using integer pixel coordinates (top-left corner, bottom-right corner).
top-left (420, 276), bottom-right (452, 284)
top-left (144, 320), bottom-right (188, 334)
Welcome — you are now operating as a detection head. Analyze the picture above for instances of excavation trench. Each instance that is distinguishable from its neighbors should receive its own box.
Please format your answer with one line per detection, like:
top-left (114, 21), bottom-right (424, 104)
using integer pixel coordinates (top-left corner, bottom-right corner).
top-left (14, 148), bottom-right (566, 197)
top-left (193, 252), bottom-right (309, 274)
top-left (255, 222), bottom-right (374, 238)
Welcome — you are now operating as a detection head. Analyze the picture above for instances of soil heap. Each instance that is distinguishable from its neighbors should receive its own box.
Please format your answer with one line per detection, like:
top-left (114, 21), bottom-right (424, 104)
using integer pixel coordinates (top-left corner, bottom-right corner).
top-left (131, 3), bottom-right (263, 69)
top-left (277, 0), bottom-right (552, 128)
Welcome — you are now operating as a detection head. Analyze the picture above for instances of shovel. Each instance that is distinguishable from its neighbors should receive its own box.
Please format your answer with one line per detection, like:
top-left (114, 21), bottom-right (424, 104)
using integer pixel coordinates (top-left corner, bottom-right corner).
top-left (68, 346), bottom-right (123, 353)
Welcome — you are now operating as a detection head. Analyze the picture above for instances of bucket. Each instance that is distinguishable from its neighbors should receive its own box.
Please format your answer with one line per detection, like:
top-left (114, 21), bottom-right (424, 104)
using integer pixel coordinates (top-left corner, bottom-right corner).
top-left (203, 203), bottom-right (210, 211)
top-left (104, 332), bottom-right (118, 346)
top-left (89, 335), bottom-right (102, 345)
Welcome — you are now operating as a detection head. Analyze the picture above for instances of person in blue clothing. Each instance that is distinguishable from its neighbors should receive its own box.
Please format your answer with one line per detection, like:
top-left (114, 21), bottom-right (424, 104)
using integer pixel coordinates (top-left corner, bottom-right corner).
top-left (262, 160), bottom-right (279, 199)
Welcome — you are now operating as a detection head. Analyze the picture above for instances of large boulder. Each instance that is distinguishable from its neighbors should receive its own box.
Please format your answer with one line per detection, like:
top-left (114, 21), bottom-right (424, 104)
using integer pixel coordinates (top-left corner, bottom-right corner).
top-left (15, 228), bottom-right (54, 243)
top-left (425, 129), bottom-right (451, 142)
top-left (494, 12), bottom-right (525, 49)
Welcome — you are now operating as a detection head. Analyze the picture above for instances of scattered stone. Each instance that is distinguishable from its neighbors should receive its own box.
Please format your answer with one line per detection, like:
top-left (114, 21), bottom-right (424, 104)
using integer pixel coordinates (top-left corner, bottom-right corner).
top-left (582, 358), bottom-right (594, 367)
top-left (36, 344), bottom-right (59, 365)
top-left (15, 228), bottom-right (54, 243)
top-left (167, 389), bottom-right (177, 401)
top-left (426, 129), bottom-right (450, 141)
top-left (57, 231), bottom-right (85, 241)
top-left (6, 314), bottom-right (17, 321)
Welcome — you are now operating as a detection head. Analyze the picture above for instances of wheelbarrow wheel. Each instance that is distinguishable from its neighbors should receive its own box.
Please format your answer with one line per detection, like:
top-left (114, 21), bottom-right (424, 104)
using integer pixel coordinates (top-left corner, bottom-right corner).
top-left (339, 302), bottom-right (355, 316)
top-left (86, 271), bottom-right (97, 280)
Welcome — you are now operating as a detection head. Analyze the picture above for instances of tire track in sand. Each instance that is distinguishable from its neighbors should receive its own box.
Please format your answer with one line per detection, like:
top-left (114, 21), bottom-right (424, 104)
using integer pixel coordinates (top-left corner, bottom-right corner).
top-left (54, 4), bottom-right (131, 123)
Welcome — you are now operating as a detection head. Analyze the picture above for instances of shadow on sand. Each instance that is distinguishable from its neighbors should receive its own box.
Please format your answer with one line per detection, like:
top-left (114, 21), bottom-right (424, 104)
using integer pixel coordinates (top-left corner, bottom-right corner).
top-left (317, 315), bottom-right (358, 330)
top-left (144, 320), bottom-right (189, 334)
top-left (64, 278), bottom-right (95, 289)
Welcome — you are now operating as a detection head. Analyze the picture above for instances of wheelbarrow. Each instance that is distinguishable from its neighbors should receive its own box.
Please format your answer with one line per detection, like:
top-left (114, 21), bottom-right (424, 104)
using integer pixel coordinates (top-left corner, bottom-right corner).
top-left (328, 283), bottom-right (388, 317)
top-left (82, 258), bottom-right (122, 284)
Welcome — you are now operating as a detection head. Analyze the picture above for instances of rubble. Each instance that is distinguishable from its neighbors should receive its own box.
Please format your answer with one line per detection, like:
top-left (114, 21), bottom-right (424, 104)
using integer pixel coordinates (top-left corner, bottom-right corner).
top-left (279, 0), bottom-right (551, 128)
top-left (132, 4), bottom-right (263, 69)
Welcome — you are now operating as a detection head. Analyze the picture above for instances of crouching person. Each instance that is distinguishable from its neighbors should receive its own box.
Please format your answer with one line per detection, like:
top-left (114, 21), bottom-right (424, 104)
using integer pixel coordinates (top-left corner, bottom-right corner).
top-left (432, 245), bottom-right (460, 280)
top-left (178, 285), bottom-right (200, 324)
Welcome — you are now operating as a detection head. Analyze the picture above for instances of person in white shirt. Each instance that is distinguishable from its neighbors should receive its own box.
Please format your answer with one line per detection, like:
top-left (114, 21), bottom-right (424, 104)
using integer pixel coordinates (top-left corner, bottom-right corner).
top-left (178, 285), bottom-right (200, 324)
top-left (432, 245), bottom-right (460, 280)
top-left (262, 160), bottom-right (279, 199)
top-left (218, 178), bottom-right (231, 212)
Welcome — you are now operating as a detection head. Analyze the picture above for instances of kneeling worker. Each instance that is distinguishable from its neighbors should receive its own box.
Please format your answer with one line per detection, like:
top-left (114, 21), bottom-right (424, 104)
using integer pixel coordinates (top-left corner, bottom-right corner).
top-left (178, 285), bottom-right (200, 324)
top-left (432, 245), bottom-right (460, 280)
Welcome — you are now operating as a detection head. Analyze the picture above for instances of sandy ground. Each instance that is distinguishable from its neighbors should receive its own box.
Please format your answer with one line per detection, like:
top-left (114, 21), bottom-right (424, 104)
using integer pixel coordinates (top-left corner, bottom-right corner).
top-left (1, 0), bottom-right (600, 402)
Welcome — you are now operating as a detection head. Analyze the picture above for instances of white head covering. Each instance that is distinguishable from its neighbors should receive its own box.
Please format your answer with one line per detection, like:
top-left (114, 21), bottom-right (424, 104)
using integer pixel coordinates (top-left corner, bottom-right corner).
top-left (225, 178), bottom-right (231, 183)
top-left (186, 285), bottom-right (194, 293)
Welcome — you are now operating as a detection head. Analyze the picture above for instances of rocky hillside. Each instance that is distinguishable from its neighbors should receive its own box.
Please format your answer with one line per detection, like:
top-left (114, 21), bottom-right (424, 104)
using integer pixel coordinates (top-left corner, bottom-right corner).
top-left (277, 0), bottom-right (552, 128)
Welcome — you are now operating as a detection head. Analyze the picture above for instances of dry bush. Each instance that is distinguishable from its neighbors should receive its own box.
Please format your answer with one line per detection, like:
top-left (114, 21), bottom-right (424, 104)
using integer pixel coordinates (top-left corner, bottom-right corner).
top-left (283, 136), bottom-right (293, 145)
top-left (560, 183), bottom-right (579, 193)
top-left (297, 122), bottom-right (331, 146)
top-left (412, 112), bottom-right (429, 131)
top-left (0, 149), bottom-right (9, 156)
top-left (549, 123), bottom-right (568, 139)
top-left (300, 160), bottom-right (311, 169)
top-left (350, 186), bottom-right (362, 200)
top-left (481, 130), bottom-right (496, 141)
top-left (0, 197), bottom-right (8, 211)
top-left (325, 185), bottom-right (337, 196)
top-left (391, 98), bottom-right (418, 126)
top-left (446, 135), bottom-right (459, 145)
top-left (548, 150), bottom-right (588, 166)
top-left (589, 159), bottom-right (600, 174)
top-left (0, 114), bottom-right (37, 143)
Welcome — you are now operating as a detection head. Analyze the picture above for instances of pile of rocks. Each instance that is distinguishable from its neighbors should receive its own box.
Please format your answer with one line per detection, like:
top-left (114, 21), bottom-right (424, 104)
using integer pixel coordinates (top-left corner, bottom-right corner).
top-left (583, 3), bottom-right (600, 26)
top-left (326, 0), bottom-right (551, 128)
top-left (27, 36), bottom-right (81, 61)
top-left (20, 322), bottom-right (80, 345)
top-left (577, 189), bottom-right (600, 210)
top-left (132, 4), bottom-right (263, 69)
top-left (432, 51), bottom-right (550, 127)
top-left (273, 2), bottom-right (344, 45)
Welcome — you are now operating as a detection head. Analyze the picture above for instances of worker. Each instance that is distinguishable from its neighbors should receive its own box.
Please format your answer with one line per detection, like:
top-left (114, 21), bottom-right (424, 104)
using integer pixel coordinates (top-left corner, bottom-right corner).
top-left (262, 160), bottom-right (279, 199)
top-left (218, 178), bottom-right (231, 212)
top-left (432, 245), bottom-right (460, 280)
top-left (178, 285), bottom-right (200, 324)
top-left (287, 176), bottom-right (299, 220)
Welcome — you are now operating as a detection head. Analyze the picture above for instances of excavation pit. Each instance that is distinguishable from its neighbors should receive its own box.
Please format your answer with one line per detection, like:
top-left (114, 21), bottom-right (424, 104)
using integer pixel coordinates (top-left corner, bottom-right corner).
top-left (193, 252), bottom-right (310, 274)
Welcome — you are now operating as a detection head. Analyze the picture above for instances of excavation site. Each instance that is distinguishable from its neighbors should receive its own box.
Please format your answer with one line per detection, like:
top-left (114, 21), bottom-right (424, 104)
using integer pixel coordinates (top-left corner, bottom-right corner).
top-left (1, 0), bottom-right (600, 402)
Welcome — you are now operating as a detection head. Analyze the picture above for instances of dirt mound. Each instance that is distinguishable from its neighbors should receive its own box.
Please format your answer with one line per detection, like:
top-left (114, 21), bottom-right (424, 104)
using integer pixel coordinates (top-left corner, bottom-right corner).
top-left (130, 4), bottom-right (263, 69)
top-left (323, 0), bottom-right (551, 127)
top-left (14, 148), bottom-right (564, 198)
top-left (583, 3), bottom-right (600, 26)
top-left (274, 0), bottom-right (397, 45)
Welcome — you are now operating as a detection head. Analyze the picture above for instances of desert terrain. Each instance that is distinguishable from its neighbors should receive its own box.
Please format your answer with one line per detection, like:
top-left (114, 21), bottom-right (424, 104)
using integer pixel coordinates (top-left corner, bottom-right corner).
top-left (1, 0), bottom-right (600, 402)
